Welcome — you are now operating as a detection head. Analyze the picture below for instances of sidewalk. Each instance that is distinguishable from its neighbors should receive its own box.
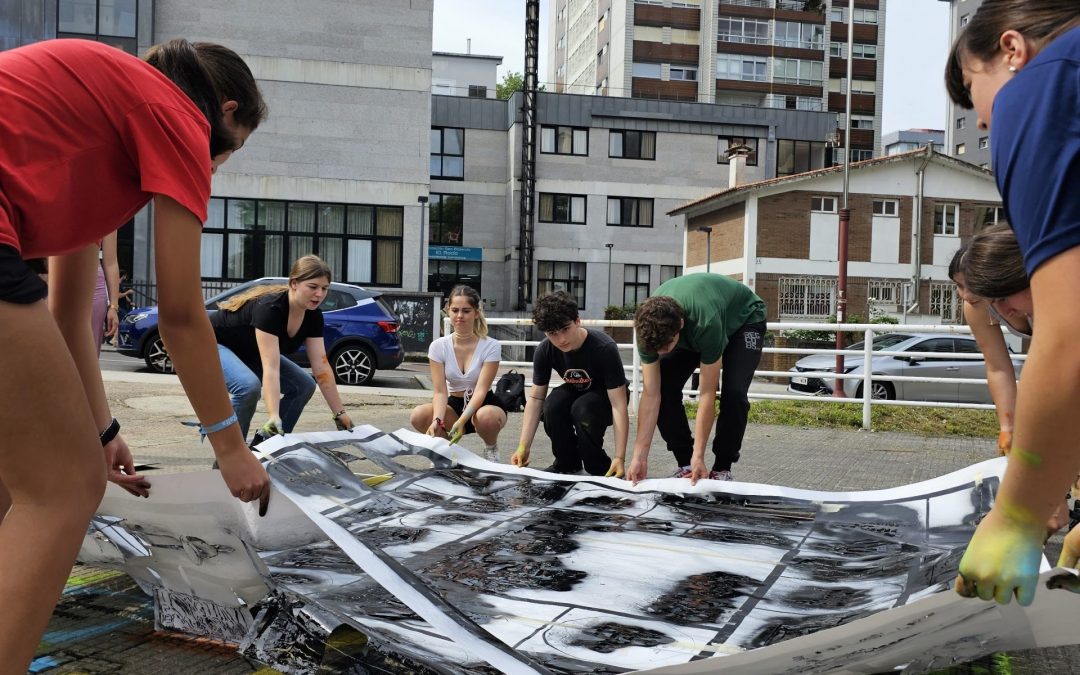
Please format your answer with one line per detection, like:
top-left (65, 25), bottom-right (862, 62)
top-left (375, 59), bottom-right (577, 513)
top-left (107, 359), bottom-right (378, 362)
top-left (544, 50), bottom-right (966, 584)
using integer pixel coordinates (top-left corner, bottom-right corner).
top-left (34, 374), bottom-right (1080, 674)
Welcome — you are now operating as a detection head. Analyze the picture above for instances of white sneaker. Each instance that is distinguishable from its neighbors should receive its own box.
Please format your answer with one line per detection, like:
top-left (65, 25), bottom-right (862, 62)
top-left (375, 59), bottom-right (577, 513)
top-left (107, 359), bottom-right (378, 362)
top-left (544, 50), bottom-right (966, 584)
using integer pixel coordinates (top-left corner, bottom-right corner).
top-left (709, 469), bottom-right (733, 481)
top-left (483, 446), bottom-right (500, 463)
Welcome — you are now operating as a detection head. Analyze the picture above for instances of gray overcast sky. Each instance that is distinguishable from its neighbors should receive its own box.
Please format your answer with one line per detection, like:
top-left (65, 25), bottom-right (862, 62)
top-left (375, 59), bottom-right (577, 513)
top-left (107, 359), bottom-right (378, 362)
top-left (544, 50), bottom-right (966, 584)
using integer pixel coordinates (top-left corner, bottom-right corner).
top-left (432, 0), bottom-right (950, 134)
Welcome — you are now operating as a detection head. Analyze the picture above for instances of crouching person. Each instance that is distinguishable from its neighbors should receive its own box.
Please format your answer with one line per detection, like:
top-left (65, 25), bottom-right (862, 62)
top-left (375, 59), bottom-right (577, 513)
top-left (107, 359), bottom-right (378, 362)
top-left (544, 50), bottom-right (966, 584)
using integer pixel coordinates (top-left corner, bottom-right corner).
top-left (511, 291), bottom-right (629, 476)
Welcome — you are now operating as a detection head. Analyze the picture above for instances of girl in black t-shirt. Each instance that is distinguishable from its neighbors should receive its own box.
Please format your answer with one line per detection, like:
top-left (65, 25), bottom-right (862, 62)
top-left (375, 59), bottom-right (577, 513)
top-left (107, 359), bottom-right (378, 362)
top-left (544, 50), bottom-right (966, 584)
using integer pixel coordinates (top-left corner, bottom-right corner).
top-left (210, 255), bottom-right (354, 443)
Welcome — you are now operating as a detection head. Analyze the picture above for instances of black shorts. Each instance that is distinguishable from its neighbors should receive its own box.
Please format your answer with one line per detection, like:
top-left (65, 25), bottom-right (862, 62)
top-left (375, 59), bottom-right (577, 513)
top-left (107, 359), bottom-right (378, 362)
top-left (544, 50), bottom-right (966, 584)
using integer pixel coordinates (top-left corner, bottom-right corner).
top-left (0, 245), bottom-right (47, 304)
top-left (447, 390), bottom-right (506, 434)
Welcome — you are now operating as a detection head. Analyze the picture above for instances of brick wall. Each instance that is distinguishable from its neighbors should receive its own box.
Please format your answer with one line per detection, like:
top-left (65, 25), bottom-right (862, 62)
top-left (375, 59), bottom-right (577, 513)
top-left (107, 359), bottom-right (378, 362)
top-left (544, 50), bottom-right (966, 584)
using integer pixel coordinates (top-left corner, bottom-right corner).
top-left (688, 204), bottom-right (744, 267)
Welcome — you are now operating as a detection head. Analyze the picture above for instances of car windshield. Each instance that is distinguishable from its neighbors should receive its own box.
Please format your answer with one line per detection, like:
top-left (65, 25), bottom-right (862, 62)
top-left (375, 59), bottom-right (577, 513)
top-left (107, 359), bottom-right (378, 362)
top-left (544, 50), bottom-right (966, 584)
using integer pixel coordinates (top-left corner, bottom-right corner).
top-left (846, 334), bottom-right (913, 352)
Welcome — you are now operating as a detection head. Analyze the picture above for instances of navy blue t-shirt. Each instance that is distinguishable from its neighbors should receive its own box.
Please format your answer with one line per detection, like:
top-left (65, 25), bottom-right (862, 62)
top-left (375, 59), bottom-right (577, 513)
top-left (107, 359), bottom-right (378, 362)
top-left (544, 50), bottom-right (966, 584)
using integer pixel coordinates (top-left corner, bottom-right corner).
top-left (992, 25), bottom-right (1080, 276)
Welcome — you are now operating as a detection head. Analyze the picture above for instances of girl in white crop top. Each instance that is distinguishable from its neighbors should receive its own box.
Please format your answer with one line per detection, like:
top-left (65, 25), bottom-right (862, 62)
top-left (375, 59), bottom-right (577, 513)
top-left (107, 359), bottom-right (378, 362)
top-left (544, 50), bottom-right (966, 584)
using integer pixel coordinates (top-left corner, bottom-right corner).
top-left (409, 285), bottom-right (507, 461)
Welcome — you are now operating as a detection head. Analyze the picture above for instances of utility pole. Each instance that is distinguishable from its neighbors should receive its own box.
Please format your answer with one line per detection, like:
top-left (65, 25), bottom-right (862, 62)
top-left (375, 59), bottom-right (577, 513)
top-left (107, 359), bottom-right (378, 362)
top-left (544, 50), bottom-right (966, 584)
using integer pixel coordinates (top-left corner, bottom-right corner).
top-left (417, 195), bottom-right (429, 292)
top-left (834, 0), bottom-right (854, 397)
top-left (517, 0), bottom-right (539, 310)
top-left (605, 243), bottom-right (614, 306)
top-left (700, 227), bottom-right (712, 273)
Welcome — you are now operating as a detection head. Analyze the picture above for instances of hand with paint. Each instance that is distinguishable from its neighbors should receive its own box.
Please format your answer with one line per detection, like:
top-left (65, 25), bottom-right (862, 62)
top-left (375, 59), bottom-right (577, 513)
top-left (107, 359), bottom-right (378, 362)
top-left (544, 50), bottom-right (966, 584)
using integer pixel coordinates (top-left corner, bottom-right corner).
top-left (447, 421), bottom-right (465, 445)
top-left (261, 416), bottom-right (284, 437)
top-left (510, 443), bottom-right (530, 467)
top-left (103, 434), bottom-right (151, 498)
top-left (955, 503), bottom-right (1045, 605)
top-left (997, 429), bottom-right (1013, 456)
top-left (605, 457), bottom-right (624, 479)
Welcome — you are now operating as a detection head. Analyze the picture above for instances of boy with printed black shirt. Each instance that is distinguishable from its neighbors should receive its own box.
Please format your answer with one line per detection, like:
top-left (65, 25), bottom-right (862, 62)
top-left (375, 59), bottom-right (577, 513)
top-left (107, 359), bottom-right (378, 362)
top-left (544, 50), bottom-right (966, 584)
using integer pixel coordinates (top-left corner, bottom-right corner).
top-left (511, 291), bottom-right (629, 476)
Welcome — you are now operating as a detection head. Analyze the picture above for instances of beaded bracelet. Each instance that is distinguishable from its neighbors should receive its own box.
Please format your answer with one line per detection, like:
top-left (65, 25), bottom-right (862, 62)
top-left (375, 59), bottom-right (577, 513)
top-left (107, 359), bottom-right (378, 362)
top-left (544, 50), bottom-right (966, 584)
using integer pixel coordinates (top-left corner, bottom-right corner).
top-left (333, 409), bottom-right (348, 420)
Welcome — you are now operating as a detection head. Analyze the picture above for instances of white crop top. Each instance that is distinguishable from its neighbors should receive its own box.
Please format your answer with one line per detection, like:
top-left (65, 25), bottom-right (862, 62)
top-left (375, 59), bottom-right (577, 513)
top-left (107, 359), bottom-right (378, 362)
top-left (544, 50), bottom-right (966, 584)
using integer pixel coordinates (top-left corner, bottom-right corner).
top-left (428, 335), bottom-right (502, 394)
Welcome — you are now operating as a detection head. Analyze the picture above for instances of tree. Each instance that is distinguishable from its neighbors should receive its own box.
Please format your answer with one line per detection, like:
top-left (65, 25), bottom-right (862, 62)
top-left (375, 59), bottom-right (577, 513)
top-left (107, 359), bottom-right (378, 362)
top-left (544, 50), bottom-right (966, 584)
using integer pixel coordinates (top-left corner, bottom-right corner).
top-left (496, 71), bottom-right (546, 100)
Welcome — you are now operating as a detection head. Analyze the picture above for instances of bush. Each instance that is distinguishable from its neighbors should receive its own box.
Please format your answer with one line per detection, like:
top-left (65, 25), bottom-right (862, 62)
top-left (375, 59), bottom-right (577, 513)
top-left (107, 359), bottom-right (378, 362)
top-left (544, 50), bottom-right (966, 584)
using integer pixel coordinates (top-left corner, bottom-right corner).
top-left (604, 304), bottom-right (637, 320)
top-left (780, 311), bottom-right (899, 344)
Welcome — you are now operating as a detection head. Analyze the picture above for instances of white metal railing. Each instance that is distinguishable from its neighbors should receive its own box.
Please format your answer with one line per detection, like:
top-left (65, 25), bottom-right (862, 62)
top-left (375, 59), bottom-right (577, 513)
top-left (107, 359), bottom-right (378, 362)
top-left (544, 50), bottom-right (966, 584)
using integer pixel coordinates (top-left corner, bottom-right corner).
top-left (440, 318), bottom-right (1019, 430)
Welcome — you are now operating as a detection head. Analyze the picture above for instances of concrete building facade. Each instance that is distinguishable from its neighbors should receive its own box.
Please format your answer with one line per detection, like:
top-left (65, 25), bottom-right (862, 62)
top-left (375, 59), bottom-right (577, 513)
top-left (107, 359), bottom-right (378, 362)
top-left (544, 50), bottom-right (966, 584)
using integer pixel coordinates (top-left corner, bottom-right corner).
top-left (882, 129), bottom-right (944, 156)
top-left (669, 147), bottom-right (1004, 324)
top-left (939, 0), bottom-right (990, 168)
top-left (547, 0), bottom-right (885, 167)
top-left (432, 51), bottom-right (502, 99)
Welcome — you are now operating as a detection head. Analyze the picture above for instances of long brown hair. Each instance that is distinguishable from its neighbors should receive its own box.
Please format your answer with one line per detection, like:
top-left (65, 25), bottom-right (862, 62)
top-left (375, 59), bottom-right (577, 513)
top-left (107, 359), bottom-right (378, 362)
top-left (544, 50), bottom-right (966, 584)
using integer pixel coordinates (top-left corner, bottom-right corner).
top-left (945, 0), bottom-right (1080, 108)
top-left (219, 255), bottom-right (332, 312)
top-left (446, 285), bottom-right (488, 338)
top-left (959, 223), bottom-right (1029, 299)
top-left (144, 39), bottom-right (268, 157)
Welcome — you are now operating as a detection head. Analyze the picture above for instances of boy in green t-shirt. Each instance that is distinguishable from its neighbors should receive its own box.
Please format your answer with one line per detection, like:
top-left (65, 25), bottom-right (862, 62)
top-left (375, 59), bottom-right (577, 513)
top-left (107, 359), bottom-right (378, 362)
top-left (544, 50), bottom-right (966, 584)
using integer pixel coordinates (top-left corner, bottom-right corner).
top-left (628, 273), bottom-right (766, 485)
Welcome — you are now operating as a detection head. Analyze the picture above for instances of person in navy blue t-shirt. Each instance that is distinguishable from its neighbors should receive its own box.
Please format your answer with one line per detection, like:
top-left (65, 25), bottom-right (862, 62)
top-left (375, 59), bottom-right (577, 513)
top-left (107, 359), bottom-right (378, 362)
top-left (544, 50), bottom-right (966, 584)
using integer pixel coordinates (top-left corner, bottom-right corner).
top-left (944, 0), bottom-right (1080, 607)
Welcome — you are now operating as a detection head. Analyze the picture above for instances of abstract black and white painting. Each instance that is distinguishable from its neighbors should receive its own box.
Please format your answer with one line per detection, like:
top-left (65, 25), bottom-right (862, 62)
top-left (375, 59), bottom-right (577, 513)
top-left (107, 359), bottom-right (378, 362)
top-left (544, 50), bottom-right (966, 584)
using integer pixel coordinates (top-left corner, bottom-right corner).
top-left (79, 428), bottom-right (1080, 674)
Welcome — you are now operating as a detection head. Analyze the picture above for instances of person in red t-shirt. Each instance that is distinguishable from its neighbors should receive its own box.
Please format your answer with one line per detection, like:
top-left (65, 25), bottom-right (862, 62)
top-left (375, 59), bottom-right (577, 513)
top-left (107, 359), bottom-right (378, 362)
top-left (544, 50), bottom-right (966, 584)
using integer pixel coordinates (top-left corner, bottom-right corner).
top-left (0, 38), bottom-right (269, 670)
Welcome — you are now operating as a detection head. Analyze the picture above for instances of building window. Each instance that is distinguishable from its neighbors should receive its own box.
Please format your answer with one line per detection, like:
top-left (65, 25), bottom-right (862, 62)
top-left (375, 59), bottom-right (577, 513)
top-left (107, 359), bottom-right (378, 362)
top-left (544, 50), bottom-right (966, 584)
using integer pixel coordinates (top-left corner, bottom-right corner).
top-left (852, 43), bottom-right (877, 59)
top-left (853, 8), bottom-right (878, 24)
top-left (811, 196), bottom-right (837, 213)
top-left (774, 21), bottom-right (824, 49)
top-left (777, 139), bottom-right (829, 176)
top-left (201, 197), bottom-right (403, 287)
top-left (631, 62), bottom-right (662, 79)
top-left (850, 115), bottom-right (875, 130)
top-left (538, 261), bottom-right (587, 309)
top-left (829, 42), bottom-right (843, 58)
top-left (872, 199), bottom-right (899, 217)
top-left (716, 53), bottom-right (768, 82)
top-left (659, 265), bottom-right (682, 283)
top-left (607, 197), bottom-right (654, 227)
top-left (955, 143), bottom-right (966, 155)
top-left (57, 0), bottom-right (137, 53)
top-left (428, 194), bottom-right (463, 245)
top-left (774, 58), bottom-right (824, 86)
top-left (867, 279), bottom-right (903, 312)
top-left (978, 136), bottom-right (989, 149)
top-left (431, 127), bottom-right (464, 179)
top-left (718, 136), bottom-right (759, 166)
top-left (956, 117), bottom-right (966, 130)
top-left (829, 7), bottom-right (844, 22)
top-left (779, 276), bottom-right (836, 318)
top-left (832, 148), bottom-right (873, 164)
top-left (541, 125), bottom-right (589, 155)
top-left (978, 205), bottom-right (1006, 227)
top-left (428, 260), bottom-right (481, 299)
top-left (609, 130), bottom-right (656, 160)
top-left (934, 203), bottom-right (959, 236)
top-left (669, 66), bottom-right (698, 81)
top-left (960, 13), bottom-right (970, 26)
top-left (764, 94), bottom-right (822, 111)
top-left (717, 17), bottom-right (770, 45)
top-left (623, 264), bottom-right (650, 306)
top-left (467, 85), bottom-right (487, 98)
top-left (930, 281), bottom-right (960, 323)
top-left (539, 193), bottom-right (587, 224)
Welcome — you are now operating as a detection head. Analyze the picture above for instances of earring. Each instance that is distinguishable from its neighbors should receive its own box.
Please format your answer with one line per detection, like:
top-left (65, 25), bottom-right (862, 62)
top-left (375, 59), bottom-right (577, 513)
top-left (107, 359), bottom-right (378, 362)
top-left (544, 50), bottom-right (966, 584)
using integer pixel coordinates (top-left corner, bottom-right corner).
top-left (1008, 65), bottom-right (1017, 73)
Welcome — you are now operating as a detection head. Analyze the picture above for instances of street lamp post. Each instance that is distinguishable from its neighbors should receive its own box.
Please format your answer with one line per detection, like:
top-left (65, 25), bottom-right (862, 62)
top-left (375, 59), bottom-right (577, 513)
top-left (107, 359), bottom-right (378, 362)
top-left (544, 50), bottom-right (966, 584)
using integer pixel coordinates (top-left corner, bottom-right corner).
top-left (834, 0), bottom-right (855, 397)
top-left (605, 243), bottom-right (614, 307)
top-left (417, 195), bottom-right (429, 292)
top-left (699, 227), bottom-right (712, 273)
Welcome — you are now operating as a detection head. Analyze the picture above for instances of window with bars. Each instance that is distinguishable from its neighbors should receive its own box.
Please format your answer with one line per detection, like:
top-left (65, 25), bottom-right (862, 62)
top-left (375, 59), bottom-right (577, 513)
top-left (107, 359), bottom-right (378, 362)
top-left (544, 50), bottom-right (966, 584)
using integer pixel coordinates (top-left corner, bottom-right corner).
top-left (623, 264), bottom-right (651, 306)
top-left (930, 282), bottom-right (960, 323)
top-left (778, 276), bottom-right (836, 318)
top-left (201, 197), bottom-right (403, 287)
top-left (867, 280), bottom-right (902, 311)
top-left (538, 261), bottom-right (587, 309)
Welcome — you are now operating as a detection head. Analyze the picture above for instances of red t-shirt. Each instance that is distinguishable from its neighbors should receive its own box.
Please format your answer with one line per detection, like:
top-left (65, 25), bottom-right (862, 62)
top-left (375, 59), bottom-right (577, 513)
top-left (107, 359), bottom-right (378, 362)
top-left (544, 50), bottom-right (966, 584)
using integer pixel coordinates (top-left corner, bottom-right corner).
top-left (0, 39), bottom-right (212, 258)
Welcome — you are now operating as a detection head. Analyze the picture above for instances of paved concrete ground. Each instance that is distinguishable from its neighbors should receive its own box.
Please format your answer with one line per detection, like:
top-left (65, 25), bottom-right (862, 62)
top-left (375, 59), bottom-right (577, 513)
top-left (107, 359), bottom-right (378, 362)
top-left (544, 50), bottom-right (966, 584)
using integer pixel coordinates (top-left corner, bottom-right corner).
top-left (33, 371), bottom-right (1080, 674)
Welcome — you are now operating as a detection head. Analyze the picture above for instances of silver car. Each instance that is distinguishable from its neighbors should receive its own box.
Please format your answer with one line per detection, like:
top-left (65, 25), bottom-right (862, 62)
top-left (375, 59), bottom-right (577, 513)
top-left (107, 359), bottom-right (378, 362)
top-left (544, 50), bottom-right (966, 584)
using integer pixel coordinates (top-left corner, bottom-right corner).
top-left (787, 332), bottom-right (1023, 403)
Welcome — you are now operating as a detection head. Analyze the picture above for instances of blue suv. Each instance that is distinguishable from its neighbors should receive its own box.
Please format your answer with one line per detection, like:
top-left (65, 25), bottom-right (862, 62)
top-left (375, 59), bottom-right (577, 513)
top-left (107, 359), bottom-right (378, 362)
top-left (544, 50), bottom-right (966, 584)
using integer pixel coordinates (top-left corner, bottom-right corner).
top-left (116, 278), bottom-right (404, 385)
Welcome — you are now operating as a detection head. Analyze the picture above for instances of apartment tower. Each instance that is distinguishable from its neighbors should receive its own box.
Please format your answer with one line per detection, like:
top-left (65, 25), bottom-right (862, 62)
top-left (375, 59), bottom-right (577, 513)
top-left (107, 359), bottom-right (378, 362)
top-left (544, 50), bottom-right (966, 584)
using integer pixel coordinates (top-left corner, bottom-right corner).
top-left (938, 0), bottom-right (989, 168)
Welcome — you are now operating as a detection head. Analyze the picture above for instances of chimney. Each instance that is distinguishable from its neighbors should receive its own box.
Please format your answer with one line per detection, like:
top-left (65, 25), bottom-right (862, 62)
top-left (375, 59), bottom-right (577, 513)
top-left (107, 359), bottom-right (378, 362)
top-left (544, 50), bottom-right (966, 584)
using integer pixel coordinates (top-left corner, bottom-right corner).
top-left (726, 144), bottom-right (752, 189)
top-left (467, 38), bottom-right (471, 55)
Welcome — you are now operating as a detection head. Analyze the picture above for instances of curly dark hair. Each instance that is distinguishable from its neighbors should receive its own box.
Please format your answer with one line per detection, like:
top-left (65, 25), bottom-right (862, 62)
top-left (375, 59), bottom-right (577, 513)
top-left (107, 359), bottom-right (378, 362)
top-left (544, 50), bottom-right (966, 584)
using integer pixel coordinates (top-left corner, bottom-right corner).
top-left (635, 296), bottom-right (685, 354)
top-left (532, 290), bottom-right (579, 333)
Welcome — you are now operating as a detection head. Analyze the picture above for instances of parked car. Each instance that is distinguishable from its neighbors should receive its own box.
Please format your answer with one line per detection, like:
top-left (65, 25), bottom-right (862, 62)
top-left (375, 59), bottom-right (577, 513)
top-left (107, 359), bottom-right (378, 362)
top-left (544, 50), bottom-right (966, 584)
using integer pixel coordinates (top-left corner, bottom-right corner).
top-left (116, 278), bottom-right (404, 386)
top-left (787, 332), bottom-right (1023, 403)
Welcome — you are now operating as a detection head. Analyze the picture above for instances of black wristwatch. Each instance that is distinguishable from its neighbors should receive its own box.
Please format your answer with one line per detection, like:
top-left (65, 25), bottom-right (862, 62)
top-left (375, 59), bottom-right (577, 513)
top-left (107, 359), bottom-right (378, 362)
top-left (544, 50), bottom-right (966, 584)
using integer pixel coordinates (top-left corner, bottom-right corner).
top-left (100, 418), bottom-right (120, 447)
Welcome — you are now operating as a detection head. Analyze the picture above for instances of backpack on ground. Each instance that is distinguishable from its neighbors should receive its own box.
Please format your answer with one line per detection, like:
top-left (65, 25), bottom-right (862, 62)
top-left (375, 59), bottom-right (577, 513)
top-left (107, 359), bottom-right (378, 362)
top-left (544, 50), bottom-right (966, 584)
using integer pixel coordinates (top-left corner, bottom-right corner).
top-left (493, 370), bottom-right (526, 412)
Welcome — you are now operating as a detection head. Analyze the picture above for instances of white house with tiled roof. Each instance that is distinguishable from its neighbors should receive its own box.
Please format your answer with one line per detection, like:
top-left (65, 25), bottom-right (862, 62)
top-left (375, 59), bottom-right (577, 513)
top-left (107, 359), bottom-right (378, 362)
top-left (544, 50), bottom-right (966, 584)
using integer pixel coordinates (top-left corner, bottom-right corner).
top-left (668, 146), bottom-right (1004, 324)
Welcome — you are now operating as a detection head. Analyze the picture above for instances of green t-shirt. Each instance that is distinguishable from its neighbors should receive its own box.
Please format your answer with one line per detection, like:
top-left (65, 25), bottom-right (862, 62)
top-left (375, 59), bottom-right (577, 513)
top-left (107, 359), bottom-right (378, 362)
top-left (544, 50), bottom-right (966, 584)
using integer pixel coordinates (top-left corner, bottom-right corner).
top-left (638, 273), bottom-right (766, 365)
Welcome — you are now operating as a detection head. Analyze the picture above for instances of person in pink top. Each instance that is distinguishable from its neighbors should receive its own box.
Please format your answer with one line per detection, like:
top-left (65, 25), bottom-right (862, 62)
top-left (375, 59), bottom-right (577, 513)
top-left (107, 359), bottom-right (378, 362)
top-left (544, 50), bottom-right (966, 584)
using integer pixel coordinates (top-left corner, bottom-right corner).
top-left (0, 38), bottom-right (269, 671)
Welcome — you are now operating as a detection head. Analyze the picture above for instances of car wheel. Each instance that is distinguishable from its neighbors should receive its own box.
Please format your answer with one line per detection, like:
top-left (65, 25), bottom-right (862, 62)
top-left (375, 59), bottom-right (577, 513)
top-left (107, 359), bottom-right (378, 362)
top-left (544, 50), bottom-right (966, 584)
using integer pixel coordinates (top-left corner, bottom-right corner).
top-left (143, 333), bottom-right (174, 374)
top-left (332, 344), bottom-right (375, 386)
top-left (856, 381), bottom-right (894, 400)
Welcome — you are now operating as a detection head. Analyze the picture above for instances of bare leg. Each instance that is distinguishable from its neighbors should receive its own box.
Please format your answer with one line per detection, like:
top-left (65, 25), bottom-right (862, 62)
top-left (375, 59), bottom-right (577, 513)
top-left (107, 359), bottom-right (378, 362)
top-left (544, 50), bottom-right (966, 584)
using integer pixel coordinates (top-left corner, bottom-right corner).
top-left (0, 300), bottom-right (107, 673)
top-left (409, 403), bottom-right (434, 432)
top-left (472, 405), bottom-right (507, 447)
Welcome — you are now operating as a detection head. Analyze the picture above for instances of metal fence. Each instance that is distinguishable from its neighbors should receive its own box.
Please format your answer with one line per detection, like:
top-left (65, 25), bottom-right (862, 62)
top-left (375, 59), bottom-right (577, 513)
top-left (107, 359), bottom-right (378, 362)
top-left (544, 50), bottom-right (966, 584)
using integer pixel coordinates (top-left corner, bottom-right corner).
top-left (128, 279), bottom-right (241, 308)
top-left (463, 318), bottom-right (1017, 430)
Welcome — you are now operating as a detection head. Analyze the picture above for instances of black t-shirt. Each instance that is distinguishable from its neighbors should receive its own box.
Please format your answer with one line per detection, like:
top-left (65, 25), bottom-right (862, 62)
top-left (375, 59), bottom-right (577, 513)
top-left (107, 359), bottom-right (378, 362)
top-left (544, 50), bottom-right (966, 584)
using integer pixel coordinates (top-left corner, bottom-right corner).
top-left (210, 290), bottom-right (324, 369)
top-left (532, 328), bottom-right (627, 393)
